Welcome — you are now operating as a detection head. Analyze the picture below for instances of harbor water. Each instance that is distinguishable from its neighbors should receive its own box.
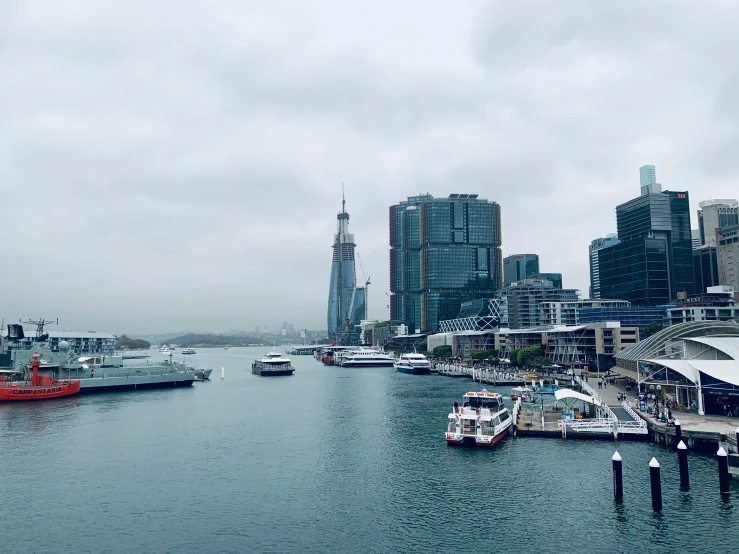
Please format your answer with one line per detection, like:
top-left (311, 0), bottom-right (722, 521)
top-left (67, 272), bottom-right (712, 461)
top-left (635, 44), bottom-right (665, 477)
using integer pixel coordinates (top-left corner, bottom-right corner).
top-left (1, 347), bottom-right (737, 553)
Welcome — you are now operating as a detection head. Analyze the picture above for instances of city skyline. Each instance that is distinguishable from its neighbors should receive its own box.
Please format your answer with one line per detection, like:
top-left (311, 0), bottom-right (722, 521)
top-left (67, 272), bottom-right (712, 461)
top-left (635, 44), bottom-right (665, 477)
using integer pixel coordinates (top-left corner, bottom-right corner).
top-left (4, 2), bottom-right (739, 333)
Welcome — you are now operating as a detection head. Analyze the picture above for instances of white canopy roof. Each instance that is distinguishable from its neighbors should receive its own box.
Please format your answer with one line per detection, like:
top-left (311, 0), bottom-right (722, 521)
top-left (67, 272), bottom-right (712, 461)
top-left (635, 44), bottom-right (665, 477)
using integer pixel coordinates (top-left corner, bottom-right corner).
top-left (684, 336), bottom-right (739, 361)
top-left (644, 359), bottom-right (700, 384)
top-left (554, 389), bottom-right (602, 406)
top-left (645, 358), bottom-right (739, 387)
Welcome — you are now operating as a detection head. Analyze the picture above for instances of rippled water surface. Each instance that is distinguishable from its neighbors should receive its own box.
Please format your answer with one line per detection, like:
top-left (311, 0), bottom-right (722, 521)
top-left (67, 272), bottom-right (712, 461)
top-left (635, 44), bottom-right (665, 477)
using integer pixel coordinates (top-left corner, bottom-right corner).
top-left (1, 347), bottom-right (737, 553)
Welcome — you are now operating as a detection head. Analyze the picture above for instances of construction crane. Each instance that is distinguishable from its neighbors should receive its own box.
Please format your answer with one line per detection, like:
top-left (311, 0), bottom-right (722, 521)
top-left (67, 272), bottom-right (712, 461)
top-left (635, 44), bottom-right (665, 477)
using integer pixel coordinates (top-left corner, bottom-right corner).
top-left (356, 252), bottom-right (370, 321)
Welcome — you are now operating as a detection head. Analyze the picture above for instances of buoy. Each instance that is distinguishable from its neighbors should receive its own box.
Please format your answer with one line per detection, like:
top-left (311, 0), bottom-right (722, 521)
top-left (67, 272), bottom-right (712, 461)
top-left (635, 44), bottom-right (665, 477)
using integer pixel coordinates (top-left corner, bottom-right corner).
top-left (221, 367), bottom-right (225, 379)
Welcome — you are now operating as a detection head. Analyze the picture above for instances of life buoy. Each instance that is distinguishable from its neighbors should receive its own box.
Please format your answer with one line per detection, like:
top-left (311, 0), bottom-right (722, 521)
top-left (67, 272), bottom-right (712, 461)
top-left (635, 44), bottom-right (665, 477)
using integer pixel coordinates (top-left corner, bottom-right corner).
top-left (103, 374), bottom-right (107, 378)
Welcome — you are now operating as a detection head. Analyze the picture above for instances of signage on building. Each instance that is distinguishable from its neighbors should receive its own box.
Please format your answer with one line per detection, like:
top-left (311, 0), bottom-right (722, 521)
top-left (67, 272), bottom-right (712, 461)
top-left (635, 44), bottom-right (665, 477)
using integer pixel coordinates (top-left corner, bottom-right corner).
top-left (677, 193), bottom-right (686, 199)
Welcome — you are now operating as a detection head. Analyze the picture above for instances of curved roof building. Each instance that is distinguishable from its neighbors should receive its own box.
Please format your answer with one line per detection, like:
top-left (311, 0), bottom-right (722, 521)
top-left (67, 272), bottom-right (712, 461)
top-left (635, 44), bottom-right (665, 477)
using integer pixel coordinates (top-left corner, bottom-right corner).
top-left (615, 321), bottom-right (739, 415)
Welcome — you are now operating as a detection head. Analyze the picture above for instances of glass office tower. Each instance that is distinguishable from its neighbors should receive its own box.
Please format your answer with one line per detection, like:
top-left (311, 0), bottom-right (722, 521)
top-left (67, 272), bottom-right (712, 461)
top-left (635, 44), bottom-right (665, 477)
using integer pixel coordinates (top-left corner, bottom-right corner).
top-left (390, 194), bottom-right (502, 333)
top-left (327, 196), bottom-right (366, 345)
top-left (502, 254), bottom-right (540, 285)
top-left (599, 177), bottom-right (695, 305)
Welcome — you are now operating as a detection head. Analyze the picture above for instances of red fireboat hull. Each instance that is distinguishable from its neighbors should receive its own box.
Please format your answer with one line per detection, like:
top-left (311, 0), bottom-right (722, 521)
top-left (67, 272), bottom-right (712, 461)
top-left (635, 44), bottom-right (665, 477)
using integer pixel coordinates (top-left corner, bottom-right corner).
top-left (0, 381), bottom-right (81, 401)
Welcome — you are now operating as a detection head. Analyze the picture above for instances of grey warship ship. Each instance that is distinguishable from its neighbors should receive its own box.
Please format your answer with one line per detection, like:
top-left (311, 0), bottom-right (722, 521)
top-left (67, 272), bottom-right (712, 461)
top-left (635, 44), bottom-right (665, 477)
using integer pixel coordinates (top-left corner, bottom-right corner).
top-left (4, 321), bottom-right (200, 393)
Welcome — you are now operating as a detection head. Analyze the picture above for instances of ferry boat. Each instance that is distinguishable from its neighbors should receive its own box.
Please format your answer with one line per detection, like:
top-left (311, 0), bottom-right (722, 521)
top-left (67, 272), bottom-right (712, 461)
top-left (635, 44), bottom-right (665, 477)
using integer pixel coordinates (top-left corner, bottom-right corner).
top-left (181, 348), bottom-right (196, 355)
top-left (0, 353), bottom-right (80, 401)
top-left (158, 345), bottom-right (170, 354)
top-left (445, 389), bottom-right (512, 448)
top-left (394, 353), bottom-right (431, 374)
top-left (340, 348), bottom-right (395, 368)
top-left (252, 350), bottom-right (295, 376)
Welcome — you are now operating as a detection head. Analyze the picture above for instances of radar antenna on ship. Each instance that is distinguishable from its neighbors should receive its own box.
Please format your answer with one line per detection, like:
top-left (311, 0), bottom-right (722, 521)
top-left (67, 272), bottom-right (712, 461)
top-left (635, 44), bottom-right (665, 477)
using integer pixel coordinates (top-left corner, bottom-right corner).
top-left (23, 318), bottom-right (58, 342)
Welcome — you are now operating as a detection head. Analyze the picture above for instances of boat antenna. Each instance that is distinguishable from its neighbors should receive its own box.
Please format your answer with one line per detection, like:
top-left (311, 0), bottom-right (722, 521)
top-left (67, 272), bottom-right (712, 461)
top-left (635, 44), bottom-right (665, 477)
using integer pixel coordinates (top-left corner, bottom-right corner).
top-left (23, 318), bottom-right (58, 341)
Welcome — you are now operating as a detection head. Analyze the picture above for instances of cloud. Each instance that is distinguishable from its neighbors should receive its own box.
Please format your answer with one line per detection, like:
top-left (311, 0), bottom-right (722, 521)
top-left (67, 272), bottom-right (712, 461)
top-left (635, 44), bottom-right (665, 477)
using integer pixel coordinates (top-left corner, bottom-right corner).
top-left (2, 0), bottom-right (739, 333)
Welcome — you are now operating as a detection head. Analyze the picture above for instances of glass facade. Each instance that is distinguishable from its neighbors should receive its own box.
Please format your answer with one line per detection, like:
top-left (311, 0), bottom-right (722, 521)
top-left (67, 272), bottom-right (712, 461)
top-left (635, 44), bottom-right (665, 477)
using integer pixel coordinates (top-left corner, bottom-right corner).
top-left (578, 306), bottom-right (668, 327)
top-left (599, 190), bottom-right (695, 305)
top-left (531, 272), bottom-right (562, 289)
top-left (389, 194), bottom-right (502, 333)
top-left (502, 254), bottom-right (540, 285)
top-left (692, 246), bottom-right (719, 293)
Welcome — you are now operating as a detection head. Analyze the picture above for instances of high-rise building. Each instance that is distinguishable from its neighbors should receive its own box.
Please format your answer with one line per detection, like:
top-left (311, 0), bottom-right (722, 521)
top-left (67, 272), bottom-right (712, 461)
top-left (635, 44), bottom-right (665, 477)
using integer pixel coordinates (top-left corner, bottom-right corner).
top-left (327, 194), bottom-right (366, 344)
top-left (697, 199), bottom-right (738, 247)
top-left (503, 254), bottom-right (540, 285)
top-left (496, 278), bottom-right (579, 329)
top-left (254, 326), bottom-right (260, 335)
top-left (639, 164), bottom-right (659, 195)
top-left (589, 234), bottom-right (620, 298)
top-left (717, 223), bottom-right (739, 291)
top-left (389, 194), bottom-right (502, 333)
top-left (598, 166), bottom-right (695, 305)
top-left (693, 246), bottom-right (720, 293)
top-left (282, 321), bottom-right (288, 332)
top-left (692, 229), bottom-right (701, 250)
top-left (531, 272), bottom-right (562, 289)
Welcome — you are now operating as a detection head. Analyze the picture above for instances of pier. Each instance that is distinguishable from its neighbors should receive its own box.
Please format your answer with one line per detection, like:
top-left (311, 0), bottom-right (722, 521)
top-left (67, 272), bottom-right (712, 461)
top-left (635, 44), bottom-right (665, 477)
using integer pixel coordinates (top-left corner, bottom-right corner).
top-left (435, 364), bottom-right (526, 385)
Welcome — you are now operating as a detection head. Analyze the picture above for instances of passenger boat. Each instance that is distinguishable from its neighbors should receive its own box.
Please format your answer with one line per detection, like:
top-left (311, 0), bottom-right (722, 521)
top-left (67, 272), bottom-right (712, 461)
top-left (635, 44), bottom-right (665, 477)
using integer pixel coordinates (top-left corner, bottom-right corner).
top-left (340, 348), bottom-right (395, 368)
top-left (252, 350), bottom-right (295, 376)
top-left (158, 345), bottom-right (170, 354)
top-left (394, 353), bottom-right (431, 374)
top-left (181, 348), bottom-right (196, 355)
top-left (445, 389), bottom-right (512, 448)
top-left (510, 386), bottom-right (535, 401)
top-left (0, 353), bottom-right (80, 401)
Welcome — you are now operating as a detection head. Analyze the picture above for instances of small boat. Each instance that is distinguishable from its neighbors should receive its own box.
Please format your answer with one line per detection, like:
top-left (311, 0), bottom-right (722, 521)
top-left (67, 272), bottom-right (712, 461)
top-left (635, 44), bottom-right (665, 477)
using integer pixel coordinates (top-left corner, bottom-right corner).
top-left (158, 345), bottom-right (170, 354)
top-left (340, 348), bottom-right (395, 368)
top-left (252, 350), bottom-right (294, 376)
top-left (181, 348), bottom-right (196, 355)
top-left (0, 353), bottom-right (80, 402)
top-left (510, 386), bottom-right (534, 401)
top-left (194, 368), bottom-right (213, 381)
top-left (394, 353), bottom-right (431, 374)
top-left (445, 389), bottom-right (512, 448)
top-left (224, 346), bottom-right (232, 350)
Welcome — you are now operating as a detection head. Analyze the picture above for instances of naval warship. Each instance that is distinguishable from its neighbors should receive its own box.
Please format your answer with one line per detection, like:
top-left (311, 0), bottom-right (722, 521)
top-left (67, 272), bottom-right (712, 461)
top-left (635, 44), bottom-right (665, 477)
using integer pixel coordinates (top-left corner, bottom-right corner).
top-left (4, 321), bottom-right (200, 393)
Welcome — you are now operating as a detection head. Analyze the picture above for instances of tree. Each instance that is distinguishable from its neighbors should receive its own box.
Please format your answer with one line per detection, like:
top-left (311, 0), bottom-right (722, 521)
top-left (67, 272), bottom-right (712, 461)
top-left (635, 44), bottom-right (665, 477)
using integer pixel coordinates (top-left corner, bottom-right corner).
top-left (115, 335), bottom-right (151, 350)
top-left (471, 349), bottom-right (492, 360)
top-left (418, 339), bottom-right (428, 353)
top-left (639, 322), bottom-right (663, 340)
top-left (431, 345), bottom-right (452, 358)
top-left (508, 349), bottom-right (520, 366)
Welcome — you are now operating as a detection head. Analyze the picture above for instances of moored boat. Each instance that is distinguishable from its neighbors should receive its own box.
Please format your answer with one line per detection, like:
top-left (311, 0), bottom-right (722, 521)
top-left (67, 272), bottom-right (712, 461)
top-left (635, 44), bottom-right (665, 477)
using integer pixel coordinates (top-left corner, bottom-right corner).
top-left (445, 389), bottom-right (512, 448)
top-left (0, 353), bottom-right (80, 401)
top-left (340, 348), bottom-right (395, 368)
top-left (182, 348), bottom-right (196, 355)
top-left (510, 386), bottom-right (535, 401)
top-left (159, 345), bottom-right (170, 354)
top-left (394, 353), bottom-right (431, 374)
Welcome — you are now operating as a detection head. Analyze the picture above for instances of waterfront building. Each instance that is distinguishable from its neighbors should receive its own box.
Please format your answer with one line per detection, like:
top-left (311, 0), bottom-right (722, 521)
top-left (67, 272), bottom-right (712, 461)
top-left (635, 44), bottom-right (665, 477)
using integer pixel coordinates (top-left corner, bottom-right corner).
top-left (692, 245), bottom-right (720, 293)
top-left (540, 299), bottom-right (630, 326)
top-left (691, 229), bottom-right (701, 250)
top-left (389, 194), bottom-right (502, 333)
top-left (578, 305), bottom-right (668, 328)
top-left (503, 254), bottom-right (539, 285)
top-left (493, 323), bottom-right (639, 371)
top-left (531, 272), bottom-right (562, 289)
top-left (589, 234), bottom-right (620, 298)
top-left (717, 223), bottom-right (739, 290)
top-left (327, 195), bottom-right (367, 345)
top-left (697, 199), bottom-right (738, 247)
top-left (496, 278), bottom-right (580, 329)
top-left (665, 286), bottom-right (739, 326)
top-left (598, 166), bottom-right (695, 305)
top-left (438, 298), bottom-right (501, 333)
top-left (614, 320), bottom-right (739, 415)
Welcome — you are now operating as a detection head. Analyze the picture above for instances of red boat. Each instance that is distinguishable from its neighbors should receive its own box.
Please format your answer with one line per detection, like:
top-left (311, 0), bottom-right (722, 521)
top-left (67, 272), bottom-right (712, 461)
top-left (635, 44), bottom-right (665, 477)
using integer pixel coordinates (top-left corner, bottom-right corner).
top-left (0, 353), bottom-right (80, 401)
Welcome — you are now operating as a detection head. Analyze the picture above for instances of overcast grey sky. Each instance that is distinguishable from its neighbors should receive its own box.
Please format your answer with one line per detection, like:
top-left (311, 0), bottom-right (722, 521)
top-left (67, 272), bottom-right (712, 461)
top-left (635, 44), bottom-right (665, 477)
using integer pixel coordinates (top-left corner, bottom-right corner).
top-left (2, 1), bottom-right (739, 334)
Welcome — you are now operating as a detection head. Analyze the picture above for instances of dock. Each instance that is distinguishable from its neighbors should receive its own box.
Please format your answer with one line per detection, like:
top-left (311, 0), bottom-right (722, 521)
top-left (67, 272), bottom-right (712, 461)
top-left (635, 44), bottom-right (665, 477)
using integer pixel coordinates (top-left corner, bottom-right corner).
top-left (435, 364), bottom-right (526, 385)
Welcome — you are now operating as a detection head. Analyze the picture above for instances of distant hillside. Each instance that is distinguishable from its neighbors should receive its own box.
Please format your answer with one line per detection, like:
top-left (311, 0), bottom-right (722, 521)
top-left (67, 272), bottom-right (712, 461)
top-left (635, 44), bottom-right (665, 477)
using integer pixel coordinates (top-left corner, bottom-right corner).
top-left (165, 334), bottom-right (268, 348)
top-left (115, 335), bottom-right (151, 350)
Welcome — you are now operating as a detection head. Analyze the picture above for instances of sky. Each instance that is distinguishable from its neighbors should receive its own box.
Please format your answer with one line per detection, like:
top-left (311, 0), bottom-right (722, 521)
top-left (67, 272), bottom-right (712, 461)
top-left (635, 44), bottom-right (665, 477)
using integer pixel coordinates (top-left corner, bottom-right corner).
top-left (3, 0), bottom-right (739, 334)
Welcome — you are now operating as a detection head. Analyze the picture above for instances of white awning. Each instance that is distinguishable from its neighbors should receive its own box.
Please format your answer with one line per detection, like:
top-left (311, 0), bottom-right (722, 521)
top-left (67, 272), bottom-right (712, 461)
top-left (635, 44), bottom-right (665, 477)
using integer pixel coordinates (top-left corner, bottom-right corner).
top-left (554, 389), bottom-right (602, 406)
top-left (684, 336), bottom-right (739, 361)
top-left (644, 359), bottom-right (701, 385)
top-left (689, 360), bottom-right (739, 387)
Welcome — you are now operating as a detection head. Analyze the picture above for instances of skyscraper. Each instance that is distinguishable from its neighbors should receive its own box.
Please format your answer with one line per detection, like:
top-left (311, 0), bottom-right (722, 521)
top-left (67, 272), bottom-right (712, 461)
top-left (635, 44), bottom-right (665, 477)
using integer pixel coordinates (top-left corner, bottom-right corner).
top-left (717, 224), bottom-right (739, 291)
top-left (639, 165), bottom-right (659, 195)
top-left (589, 234), bottom-right (620, 298)
top-left (697, 199), bottom-right (739, 247)
top-left (502, 254), bottom-right (540, 285)
top-left (389, 194), bottom-right (502, 333)
top-left (327, 194), bottom-right (366, 345)
top-left (599, 166), bottom-right (695, 305)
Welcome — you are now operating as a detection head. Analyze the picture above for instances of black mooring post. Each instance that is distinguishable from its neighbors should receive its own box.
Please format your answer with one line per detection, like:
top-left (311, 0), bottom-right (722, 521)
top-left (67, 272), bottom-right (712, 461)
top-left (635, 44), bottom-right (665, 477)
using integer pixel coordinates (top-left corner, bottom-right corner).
top-left (612, 451), bottom-right (623, 501)
top-left (650, 457), bottom-right (662, 512)
top-left (677, 440), bottom-right (689, 490)
top-left (718, 447), bottom-right (730, 495)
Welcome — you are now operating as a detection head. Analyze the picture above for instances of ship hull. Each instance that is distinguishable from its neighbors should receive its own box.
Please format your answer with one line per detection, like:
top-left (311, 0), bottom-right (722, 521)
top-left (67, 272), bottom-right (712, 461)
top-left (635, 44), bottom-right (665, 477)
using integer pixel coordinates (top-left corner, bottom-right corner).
top-left (77, 373), bottom-right (196, 393)
top-left (396, 365), bottom-right (431, 375)
top-left (445, 430), bottom-right (509, 448)
top-left (340, 361), bottom-right (395, 368)
top-left (252, 369), bottom-right (295, 376)
top-left (0, 380), bottom-right (81, 401)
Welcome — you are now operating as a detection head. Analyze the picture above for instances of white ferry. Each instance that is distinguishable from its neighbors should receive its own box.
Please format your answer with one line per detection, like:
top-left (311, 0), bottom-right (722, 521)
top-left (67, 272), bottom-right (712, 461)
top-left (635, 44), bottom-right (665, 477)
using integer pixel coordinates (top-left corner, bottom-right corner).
top-left (394, 353), bottom-right (431, 374)
top-left (252, 350), bottom-right (295, 376)
top-left (445, 390), bottom-right (512, 448)
top-left (158, 345), bottom-right (170, 354)
top-left (181, 348), bottom-right (196, 355)
top-left (340, 348), bottom-right (395, 368)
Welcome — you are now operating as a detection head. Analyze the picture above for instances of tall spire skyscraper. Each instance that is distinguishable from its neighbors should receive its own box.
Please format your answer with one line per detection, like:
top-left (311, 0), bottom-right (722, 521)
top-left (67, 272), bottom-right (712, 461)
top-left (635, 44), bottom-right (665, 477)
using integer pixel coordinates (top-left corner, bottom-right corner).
top-left (327, 190), bottom-right (366, 345)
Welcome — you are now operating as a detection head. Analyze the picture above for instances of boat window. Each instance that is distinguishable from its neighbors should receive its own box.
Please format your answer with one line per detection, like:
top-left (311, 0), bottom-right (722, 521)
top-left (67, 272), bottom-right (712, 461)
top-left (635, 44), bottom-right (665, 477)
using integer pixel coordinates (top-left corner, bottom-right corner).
top-left (499, 411), bottom-right (510, 422)
top-left (466, 397), bottom-right (480, 408)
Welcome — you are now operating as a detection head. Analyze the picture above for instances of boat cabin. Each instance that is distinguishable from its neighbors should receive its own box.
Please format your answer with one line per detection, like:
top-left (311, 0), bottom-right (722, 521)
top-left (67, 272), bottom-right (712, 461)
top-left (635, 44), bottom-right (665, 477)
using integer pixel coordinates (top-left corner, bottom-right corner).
top-left (461, 390), bottom-right (504, 412)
